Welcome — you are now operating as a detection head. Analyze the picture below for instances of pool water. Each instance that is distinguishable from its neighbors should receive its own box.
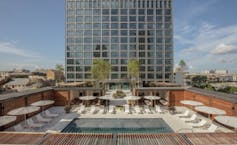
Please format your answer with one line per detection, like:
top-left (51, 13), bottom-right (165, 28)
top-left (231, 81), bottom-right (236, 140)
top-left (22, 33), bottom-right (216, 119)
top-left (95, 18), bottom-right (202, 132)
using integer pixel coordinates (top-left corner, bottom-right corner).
top-left (62, 118), bottom-right (173, 133)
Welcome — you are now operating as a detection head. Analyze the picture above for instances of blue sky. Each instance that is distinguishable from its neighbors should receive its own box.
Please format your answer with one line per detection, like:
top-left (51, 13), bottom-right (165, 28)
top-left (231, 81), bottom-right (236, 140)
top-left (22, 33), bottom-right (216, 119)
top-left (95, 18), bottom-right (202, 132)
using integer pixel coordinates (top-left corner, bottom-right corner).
top-left (0, 0), bottom-right (237, 73)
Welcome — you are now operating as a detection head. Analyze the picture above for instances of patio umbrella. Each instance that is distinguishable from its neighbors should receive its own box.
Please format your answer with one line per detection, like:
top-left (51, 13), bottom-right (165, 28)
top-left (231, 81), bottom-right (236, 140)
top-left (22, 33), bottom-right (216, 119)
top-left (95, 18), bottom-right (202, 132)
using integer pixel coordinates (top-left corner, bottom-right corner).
top-left (195, 106), bottom-right (226, 119)
top-left (215, 116), bottom-right (237, 129)
top-left (7, 106), bottom-right (40, 127)
top-left (31, 100), bottom-right (55, 112)
top-left (79, 96), bottom-right (96, 106)
top-left (180, 100), bottom-right (204, 106)
top-left (0, 116), bottom-right (17, 130)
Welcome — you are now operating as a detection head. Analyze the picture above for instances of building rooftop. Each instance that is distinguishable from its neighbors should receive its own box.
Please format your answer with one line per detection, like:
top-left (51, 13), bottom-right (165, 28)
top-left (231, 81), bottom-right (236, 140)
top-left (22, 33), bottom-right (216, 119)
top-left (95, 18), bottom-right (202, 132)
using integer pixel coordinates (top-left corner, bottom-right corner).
top-left (3, 78), bottom-right (29, 86)
top-left (187, 87), bottom-right (237, 103)
top-left (0, 87), bottom-right (53, 102)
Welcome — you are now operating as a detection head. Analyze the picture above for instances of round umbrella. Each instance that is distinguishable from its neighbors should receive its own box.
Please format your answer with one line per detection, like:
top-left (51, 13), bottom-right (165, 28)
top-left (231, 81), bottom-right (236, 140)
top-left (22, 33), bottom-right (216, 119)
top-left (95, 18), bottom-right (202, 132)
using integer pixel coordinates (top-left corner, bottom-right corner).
top-left (123, 96), bottom-right (140, 100)
top-left (215, 116), bottom-right (237, 129)
top-left (98, 96), bottom-right (112, 100)
top-left (195, 106), bottom-right (226, 119)
top-left (31, 100), bottom-right (55, 107)
top-left (79, 96), bottom-right (96, 101)
top-left (0, 116), bottom-right (17, 127)
top-left (144, 96), bottom-right (161, 100)
top-left (180, 100), bottom-right (203, 106)
top-left (7, 106), bottom-right (40, 127)
top-left (8, 106), bottom-right (40, 116)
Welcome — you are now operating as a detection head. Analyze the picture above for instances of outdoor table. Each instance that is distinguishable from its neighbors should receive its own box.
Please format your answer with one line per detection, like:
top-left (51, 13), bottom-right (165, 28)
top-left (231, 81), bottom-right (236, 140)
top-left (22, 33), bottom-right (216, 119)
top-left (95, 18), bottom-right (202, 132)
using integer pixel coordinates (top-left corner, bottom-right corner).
top-left (215, 116), bottom-right (237, 129)
top-left (180, 100), bottom-right (204, 106)
top-left (7, 106), bottom-right (40, 127)
top-left (195, 106), bottom-right (226, 119)
top-left (0, 116), bottom-right (17, 130)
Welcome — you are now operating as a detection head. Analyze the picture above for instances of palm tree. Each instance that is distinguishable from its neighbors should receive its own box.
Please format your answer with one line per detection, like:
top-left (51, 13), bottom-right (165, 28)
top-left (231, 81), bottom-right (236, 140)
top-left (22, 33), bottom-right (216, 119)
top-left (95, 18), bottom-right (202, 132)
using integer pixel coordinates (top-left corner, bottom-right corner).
top-left (55, 64), bottom-right (64, 72)
top-left (91, 59), bottom-right (111, 89)
top-left (128, 59), bottom-right (140, 89)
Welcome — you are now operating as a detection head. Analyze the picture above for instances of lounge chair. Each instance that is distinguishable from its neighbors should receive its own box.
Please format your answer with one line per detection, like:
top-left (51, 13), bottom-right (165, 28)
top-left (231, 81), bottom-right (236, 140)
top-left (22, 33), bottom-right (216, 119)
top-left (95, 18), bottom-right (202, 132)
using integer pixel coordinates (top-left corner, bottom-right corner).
top-left (26, 118), bottom-right (44, 128)
top-left (124, 105), bottom-right (130, 114)
top-left (45, 110), bottom-right (58, 117)
top-left (90, 105), bottom-right (96, 114)
top-left (195, 124), bottom-right (218, 133)
top-left (155, 105), bottom-right (163, 113)
top-left (176, 110), bottom-right (189, 118)
top-left (144, 106), bottom-right (152, 114)
top-left (99, 106), bottom-right (105, 114)
top-left (78, 105), bottom-right (85, 114)
top-left (189, 119), bottom-right (207, 128)
top-left (71, 106), bottom-right (80, 112)
top-left (109, 105), bottom-right (115, 114)
top-left (36, 114), bottom-right (51, 123)
top-left (134, 106), bottom-right (142, 114)
top-left (182, 114), bottom-right (197, 122)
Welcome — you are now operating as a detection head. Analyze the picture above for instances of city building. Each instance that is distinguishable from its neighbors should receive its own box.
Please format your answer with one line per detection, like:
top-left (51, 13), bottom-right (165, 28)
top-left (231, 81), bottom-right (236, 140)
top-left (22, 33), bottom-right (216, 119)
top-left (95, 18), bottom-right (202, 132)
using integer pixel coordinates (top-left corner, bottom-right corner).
top-left (65, 0), bottom-right (173, 88)
top-left (46, 70), bottom-right (64, 82)
top-left (2, 78), bottom-right (30, 91)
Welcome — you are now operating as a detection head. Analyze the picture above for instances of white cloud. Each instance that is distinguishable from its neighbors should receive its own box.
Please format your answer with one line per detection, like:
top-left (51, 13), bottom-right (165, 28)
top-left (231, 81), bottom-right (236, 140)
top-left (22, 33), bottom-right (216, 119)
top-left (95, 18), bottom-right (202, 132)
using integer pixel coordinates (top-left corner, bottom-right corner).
top-left (0, 41), bottom-right (40, 58)
top-left (211, 43), bottom-right (237, 55)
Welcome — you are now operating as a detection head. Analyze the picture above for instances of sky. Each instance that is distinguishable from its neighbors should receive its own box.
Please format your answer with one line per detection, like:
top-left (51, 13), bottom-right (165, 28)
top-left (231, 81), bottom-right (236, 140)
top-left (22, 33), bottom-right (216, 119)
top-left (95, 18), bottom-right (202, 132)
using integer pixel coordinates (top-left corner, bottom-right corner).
top-left (0, 0), bottom-right (237, 73)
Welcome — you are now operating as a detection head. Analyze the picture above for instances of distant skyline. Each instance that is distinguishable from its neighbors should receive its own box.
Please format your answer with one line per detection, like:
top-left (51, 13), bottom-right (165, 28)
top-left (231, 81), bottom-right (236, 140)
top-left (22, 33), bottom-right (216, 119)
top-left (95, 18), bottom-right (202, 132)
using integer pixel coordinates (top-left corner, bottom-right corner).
top-left (0, 0), bottom-right (237, 73)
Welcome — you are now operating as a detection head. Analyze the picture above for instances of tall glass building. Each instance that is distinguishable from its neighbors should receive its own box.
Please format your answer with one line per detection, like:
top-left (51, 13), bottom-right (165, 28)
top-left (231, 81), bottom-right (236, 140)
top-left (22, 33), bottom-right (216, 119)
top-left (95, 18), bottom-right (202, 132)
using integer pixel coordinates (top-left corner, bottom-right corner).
top-left (66, 0), bottom-right (173, 89)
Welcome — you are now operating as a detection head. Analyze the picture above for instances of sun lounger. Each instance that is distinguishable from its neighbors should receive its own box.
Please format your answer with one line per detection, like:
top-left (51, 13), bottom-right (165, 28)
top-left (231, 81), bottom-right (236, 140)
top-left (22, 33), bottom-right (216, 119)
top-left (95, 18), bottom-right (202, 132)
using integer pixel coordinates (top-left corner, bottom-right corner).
top-left (124, 105), bottom-right (130, 114)
top-left (90, 105), bottom-right (96, 114)
top-left (189, 119), bottom-right (207, 128)
top-left (71, 106), bottom-right (80, 112)
top-left (176, 110), bottom-right (189, 117)
top-left (195, 124), bottom-right (218, 132)
top-left (36, 114), bottom-right (51, 123)
top-left (78, 105), bottom-right (85, 114)
top-left (155, 105), bottom-right (163, 113)
top-left (134, 106), bottom-right (142, 114)
top-left (144, 106), bottom-right (152, 114)
top-left (109, 105), bottom-right (115, 114)
top-left (27, 118), bottom-right (44, 128)
top-left (182, 114), bottom-right (197, 122)
top-left (45, 110), bottom-right (58, 117)
top-left (99, 106), bottom-right (105, 114)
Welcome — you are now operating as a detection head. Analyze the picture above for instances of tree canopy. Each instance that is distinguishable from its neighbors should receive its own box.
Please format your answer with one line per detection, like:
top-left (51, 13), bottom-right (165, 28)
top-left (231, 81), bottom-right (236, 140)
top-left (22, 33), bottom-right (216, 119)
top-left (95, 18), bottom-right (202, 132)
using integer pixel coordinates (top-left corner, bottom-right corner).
top-left (191, 75), bottom-right (208, 88)
top-left (128, 59), bottom-right (140, 88)
top-left (178, 60), bottom-right (187, 71)
top-left (55, 64), bottom-right (64, 72)
top-left (91, 59), bottom-right (111, 87)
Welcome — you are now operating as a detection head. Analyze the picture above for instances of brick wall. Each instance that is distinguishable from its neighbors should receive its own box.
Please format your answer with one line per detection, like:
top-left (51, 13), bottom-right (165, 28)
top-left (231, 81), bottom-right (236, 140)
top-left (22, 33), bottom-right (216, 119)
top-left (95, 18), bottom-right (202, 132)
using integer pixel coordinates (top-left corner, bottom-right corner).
top-left (169, 91), bottom-right (184, 106)
top-left (54, 90), bottom-right (70, 106)
top-left (210, 97), bottom-right (233, 116)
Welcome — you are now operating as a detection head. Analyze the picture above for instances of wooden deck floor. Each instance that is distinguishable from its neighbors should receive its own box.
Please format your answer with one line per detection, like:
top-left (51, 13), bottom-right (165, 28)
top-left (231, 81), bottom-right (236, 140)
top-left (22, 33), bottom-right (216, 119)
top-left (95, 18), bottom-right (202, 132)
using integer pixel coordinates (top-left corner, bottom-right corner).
top-left (0, 132), bottom-right (45, 144)
top-left (0, 132), bottom-right (236, 145)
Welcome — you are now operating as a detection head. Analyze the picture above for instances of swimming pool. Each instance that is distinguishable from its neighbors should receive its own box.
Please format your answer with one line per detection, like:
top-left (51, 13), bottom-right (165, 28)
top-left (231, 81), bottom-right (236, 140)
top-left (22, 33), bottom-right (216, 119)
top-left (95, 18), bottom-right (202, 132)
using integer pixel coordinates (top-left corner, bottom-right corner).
top-left (62, 118), bottom-right (173, 133)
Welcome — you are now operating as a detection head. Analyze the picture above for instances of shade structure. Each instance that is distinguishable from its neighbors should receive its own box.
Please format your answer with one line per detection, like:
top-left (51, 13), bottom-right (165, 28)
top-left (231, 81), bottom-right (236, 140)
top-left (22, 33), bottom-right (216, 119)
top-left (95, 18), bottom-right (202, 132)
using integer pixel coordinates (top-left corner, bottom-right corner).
top-left (123, 96), bottom-right (140, 100)
top-left (215, 116), bottom-right (237, 129)
top-left (98, 96), bottom-right (113, 100)
top-left (0, 116), bottom-right (17, 127)
top-left (8, 106), bottom-right (40, 116)
top-left (195, 106), bottom-right (226, 119)
top-left (144, 96), bottom-right (161, 100)
top-left (31, 100), bottom-right (55, 107)
top-left (180, 100), bottom-right (204, 106)
top-left (79, 96), bottom-right (96, 101)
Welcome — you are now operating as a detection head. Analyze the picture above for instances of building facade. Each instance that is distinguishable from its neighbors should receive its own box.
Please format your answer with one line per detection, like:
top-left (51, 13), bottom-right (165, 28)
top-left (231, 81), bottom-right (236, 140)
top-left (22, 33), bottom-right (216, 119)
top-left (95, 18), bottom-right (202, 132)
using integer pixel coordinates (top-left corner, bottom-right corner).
top-left (65, 0), bottom-right (173, 88)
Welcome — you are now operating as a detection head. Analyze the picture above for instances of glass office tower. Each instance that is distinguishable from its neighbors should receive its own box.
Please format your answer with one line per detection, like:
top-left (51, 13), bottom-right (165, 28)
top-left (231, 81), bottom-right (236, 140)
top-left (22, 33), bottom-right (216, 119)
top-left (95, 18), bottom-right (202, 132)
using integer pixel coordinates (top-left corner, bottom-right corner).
top-left (66, 0), bottom-right (173, 88)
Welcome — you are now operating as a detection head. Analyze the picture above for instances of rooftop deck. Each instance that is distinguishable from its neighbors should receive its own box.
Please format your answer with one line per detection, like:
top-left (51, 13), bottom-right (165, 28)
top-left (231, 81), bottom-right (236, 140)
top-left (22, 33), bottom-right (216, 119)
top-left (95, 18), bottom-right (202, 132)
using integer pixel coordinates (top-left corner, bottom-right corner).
top-left (0, 132), bottom-right (236, 145)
